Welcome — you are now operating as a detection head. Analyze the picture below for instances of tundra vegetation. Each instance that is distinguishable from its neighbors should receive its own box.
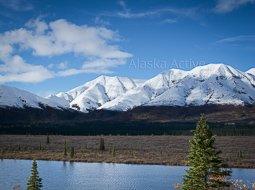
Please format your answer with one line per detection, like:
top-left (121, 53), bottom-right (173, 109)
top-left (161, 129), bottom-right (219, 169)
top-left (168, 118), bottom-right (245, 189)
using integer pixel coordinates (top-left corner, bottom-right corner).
top-left (0, 135), bottom-right (254, 167)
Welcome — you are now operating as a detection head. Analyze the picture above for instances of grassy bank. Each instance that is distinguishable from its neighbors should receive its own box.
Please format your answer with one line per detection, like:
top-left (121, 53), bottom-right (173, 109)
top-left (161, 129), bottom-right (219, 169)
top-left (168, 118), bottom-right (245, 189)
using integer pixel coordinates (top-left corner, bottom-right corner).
top-left (0, 135), bottom-right (254, 168)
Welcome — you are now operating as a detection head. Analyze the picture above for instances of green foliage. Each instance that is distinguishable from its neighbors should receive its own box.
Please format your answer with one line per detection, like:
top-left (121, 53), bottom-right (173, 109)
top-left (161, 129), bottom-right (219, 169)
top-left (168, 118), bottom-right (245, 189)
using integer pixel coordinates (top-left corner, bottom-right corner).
top-left (27, 160), bottom-right (42, 190)
top-left (46, 135), bottom-right (50, 144)
top-left (111, 146), bottom-right (116, 157)
top-left (64, 140), bottom-right (67, 156)
top-left (237, 150), bottom-right (244, 159)
top-left (70, 147), bottom-right (74, 158)
top-left (182, 115), bottom-right (231, 190)
top-left (99, 138), bottom-right (105, 151)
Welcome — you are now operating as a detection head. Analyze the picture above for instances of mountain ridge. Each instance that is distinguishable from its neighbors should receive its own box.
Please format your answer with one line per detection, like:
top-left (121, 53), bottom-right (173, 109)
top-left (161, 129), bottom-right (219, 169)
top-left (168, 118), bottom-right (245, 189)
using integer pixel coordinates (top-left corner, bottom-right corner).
top-left (100, 64), bottom-right (255, 111)
top-left (0, 64), bottom-right (255, 112)
top-left (0, 85), bottom-right (65, 109)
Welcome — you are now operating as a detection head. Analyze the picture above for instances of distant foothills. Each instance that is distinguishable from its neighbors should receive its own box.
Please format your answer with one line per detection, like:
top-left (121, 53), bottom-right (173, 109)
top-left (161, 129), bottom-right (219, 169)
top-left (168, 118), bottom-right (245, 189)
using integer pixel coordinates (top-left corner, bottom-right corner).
top-left (0, 63), bottom-right (255, 135)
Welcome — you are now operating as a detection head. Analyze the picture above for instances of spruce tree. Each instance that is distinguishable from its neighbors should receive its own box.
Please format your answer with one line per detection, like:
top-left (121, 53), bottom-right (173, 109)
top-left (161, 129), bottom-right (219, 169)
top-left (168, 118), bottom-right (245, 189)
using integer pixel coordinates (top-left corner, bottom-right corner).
top-left (99, 138), bottom-right (105, 151)
top-left (46, 135), bottom-right (50, 144)
top-left (182, 115), bottom-right (231, 190)
top-left (27, 160), bottom-right (43, 190)
top-left (64, 140), bottom-right (67, 156)
top-left (39, 142), bottom-right (42, 151)
top-left (111, 146), bottom-right (116, 157)
top-left (70, 147), bottom-right (75, 158)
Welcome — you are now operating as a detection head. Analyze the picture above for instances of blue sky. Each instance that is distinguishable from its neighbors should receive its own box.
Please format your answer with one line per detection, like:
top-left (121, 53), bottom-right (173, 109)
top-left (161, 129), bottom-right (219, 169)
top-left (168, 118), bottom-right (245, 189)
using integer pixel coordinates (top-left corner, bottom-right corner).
top-left (0, 0), bottom-right (254, 95)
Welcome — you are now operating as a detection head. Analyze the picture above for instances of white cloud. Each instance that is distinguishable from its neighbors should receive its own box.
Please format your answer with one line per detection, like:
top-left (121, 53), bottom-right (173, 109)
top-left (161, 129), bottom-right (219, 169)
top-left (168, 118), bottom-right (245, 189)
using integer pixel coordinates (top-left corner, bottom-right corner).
top-left (0, 19), bottom-right (132, 83)
top-left (56, 58), bottom-right (123, 77)
top-left (56, 68), bottom-right (86, 77)
top-left (117, 0), bottom-right (129, 13)
top-left (57, 62), bottom-right (68, 70)
top-left (94, 16), bottom-right (110, 26)
top-left (26, 18), bottom-right (49, 34)
top-left (107, 1), bottom-right (197, 20)
top-left (1, 19), bottom-right (131, 58)
top-left (96, 1), bottom-right (197, 22)
top-left (0, 55), bottom-right (53, 83)
top-left (161, 18), bottom-right (178, 24)
top-left (0, 0), bottom-right (34, 11)
top-left (0, 44), bottom-right (13, 58)
top-left (215, 35), bottom-right (255, 43)
top-left (214, 0), bottom-right (255, 13)
top-left (82, 58), bottom-right (126, 72)
top-left (115, 8), bottom-right (197, 19)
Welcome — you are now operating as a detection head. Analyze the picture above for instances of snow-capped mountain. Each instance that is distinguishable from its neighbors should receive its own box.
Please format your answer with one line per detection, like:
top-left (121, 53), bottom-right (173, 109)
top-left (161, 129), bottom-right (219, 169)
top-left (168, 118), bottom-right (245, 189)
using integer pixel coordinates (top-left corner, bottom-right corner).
top-left (1, 64), bottom-right (255, 112)
top-left (247, 68), bottom-right (255, 76)
top-left (100, 64), bottom-right (255, 111)
top-left (48, 75), bottom-right (144, 112)
top-left (0, 85), bottom-right (66, 109)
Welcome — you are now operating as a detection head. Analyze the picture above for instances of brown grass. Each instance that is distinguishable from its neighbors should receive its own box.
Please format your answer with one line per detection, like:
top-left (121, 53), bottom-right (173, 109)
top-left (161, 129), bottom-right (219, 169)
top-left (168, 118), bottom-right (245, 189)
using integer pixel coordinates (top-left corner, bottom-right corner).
top-left (0, 135), bottom-right (254, 168)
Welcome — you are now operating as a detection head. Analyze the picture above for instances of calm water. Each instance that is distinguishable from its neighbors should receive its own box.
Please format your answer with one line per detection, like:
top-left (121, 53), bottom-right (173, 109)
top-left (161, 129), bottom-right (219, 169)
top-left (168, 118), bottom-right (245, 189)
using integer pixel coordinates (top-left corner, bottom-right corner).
top-left (0, 159), bottom-right (254, 190)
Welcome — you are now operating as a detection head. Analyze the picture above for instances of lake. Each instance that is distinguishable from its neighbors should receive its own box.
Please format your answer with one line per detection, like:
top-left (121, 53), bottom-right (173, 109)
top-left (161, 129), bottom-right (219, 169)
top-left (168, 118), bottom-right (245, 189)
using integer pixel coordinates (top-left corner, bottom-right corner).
top-left (0, 159), bottom-right (254, 190)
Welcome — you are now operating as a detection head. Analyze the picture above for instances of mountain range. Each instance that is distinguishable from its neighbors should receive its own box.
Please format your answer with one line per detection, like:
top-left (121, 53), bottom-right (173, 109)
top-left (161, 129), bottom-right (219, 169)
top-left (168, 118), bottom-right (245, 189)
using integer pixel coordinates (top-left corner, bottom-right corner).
top-left (1, 64), bottom-right (255, 113)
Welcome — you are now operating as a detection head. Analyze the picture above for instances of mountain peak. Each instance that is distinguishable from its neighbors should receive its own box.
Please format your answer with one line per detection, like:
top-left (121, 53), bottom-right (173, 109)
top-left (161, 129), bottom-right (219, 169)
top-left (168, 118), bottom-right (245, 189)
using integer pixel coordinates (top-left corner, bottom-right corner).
top-left (2, 64), bottom-right (255, 112)
top-left (247, 68), bottom-right (255, 76)
top-left (100, 64), bottom-right (255, 111)
top-left (189, 63), bottom-right (242, 78)
top-left (49, 74), bottom-right (142, 112)
top-left (0, 85), bottom-right (65, 109)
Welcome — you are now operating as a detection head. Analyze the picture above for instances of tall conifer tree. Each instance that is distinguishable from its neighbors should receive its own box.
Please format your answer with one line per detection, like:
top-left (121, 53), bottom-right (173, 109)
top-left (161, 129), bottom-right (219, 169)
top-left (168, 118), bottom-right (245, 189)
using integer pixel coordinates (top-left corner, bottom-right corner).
top-left (99, 138), bottom-right (105, 151)
top-left (64, 140), bottom-right (67, 156)
top-left (27, 160), bottom-right (43, 190)
top-left (182, 115), bottom-right (231, 190)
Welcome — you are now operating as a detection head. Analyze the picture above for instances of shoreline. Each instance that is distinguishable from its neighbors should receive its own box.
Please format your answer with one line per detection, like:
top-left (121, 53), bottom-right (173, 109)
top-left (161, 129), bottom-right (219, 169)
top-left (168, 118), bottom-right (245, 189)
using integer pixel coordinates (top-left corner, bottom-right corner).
top-left (1, 157), bottom-right (255, 169)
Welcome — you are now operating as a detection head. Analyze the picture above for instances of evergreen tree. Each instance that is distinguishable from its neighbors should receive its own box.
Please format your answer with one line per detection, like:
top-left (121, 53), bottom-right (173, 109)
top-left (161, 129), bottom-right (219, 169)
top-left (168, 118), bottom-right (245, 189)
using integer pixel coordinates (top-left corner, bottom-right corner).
top-left (111, 146), bottom-right (116, 157)
top-left (64, 140), bottom-right (67, 156)
top-left (46, 135), bottom-right (50, 144)
top-left (27, 160), bottom-right (42, 190)
top-left (182, 115), bottom-right (231, 190)
top-left (39, 142), bottom-right (42, 151)
top-left (70, 147), bottom-right (75, 158)
top-left (99, 138), bottom-right (105, 151)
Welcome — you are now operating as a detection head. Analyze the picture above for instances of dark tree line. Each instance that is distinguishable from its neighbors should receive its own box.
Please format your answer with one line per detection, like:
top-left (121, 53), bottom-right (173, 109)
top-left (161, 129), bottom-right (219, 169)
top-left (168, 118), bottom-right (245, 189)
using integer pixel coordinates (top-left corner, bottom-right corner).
top-left (1, 121), bottom-right (254, 136)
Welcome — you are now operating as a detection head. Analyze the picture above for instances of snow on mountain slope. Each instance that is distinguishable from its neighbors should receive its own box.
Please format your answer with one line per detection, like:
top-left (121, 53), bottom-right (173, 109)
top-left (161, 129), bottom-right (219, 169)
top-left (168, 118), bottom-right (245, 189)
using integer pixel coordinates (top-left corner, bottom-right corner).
top-left (2, 64), bottom-right (255, 112)
top-left (247, 68), bottom-right (255, 76)
top-left (0, 85), bottom-right (66, 109)
top-left (46, 94), bottom-right (70, 107)
top-left (100, 64), bottom-right (255, 111)
top-left (50, 75), bottom-right (143, 112)
top-left (70, 83), bottom-right (110, 111)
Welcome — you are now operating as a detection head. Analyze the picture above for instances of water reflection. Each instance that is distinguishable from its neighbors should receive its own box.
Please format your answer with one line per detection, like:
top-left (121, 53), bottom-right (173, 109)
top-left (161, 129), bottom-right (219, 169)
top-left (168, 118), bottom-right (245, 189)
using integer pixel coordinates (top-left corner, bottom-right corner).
top-left (0, 159), bottom-right (254, 190)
